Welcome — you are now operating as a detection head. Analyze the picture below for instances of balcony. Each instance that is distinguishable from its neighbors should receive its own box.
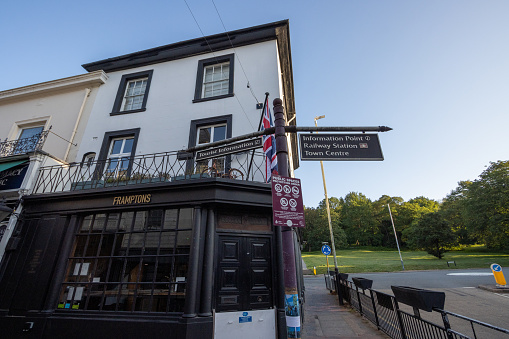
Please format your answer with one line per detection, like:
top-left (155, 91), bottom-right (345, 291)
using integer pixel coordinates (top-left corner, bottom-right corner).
top-left (0, 131), bottom-right (50, 158)
top-left (32, 150), bottom-right (269, 194)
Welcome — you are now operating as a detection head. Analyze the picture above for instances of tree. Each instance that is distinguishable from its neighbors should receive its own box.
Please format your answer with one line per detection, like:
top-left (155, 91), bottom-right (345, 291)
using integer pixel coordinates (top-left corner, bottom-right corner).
top-left (373, 195), bottom-right (404, 248)
top-left (341, 192), bottom-right (378, 246)
top-left (398, 196), bottom-right (439, 245)
top-left (404, 212), bottom-right (457, 259)
top-left (463, 161), bottom-right (509, 250)
top-left (301, 198), bottom-right (347, 251)
top-left (441, 181), bottom-right (472, 244)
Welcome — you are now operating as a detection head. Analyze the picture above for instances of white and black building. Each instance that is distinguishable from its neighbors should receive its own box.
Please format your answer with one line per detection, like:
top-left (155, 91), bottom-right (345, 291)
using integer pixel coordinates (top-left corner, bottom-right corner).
top-left (0, 20), bottom-right (301, 338)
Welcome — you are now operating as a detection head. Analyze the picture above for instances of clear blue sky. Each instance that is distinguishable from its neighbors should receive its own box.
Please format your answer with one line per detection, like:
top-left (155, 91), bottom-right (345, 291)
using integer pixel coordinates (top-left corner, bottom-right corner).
top-left (1, 1), bottom-right (508, 207)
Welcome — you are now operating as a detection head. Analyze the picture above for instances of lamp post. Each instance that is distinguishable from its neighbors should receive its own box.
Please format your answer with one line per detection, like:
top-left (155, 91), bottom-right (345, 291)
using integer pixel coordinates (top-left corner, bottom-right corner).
top-left (387, 203), bottom-right (404, 270)
top-left (314, 115), bottom-right (339, 274)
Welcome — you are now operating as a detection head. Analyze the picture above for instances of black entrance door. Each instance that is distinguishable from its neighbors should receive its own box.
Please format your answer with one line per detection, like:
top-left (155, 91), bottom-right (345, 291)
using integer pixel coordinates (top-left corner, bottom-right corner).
top-left (215, 235), bottom-right (273, 312)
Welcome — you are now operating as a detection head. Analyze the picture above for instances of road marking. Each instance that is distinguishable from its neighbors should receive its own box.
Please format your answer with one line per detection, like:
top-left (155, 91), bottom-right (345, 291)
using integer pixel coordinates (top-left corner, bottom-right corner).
top-left (495, 293), bottom-right (509, 299)
top-left (462, 287), bottom-right (475, 288)
top-left (446, 273), bottom-right (492, 276)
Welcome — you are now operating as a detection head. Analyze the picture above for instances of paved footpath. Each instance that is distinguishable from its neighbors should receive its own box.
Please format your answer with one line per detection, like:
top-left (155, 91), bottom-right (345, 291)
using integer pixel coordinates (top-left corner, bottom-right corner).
top-left (301, 275), bottom-right (388, 339)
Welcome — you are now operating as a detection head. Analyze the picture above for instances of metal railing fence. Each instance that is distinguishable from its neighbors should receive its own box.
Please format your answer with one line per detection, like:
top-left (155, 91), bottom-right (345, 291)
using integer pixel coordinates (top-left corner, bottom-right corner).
top-left (326, 274), bottom-right (509, 339)
top-left (0, 131), bottom-right (50, 158)
top-left (33, 150), bottom-right (268, 194)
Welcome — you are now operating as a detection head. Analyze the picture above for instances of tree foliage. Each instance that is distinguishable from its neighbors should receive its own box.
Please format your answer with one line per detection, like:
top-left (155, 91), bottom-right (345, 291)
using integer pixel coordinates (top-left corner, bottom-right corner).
top-left (404, 212), bottom-right (457, 259)
top-left (302, 160), bottom-right (509, 251)
top-left (462, 161), bottom-right (509, 250)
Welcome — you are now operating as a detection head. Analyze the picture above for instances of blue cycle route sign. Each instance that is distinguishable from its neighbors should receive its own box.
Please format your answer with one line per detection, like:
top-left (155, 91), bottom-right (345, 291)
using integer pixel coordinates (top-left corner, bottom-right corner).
top-left (321, 245), bottom-right (332, 256)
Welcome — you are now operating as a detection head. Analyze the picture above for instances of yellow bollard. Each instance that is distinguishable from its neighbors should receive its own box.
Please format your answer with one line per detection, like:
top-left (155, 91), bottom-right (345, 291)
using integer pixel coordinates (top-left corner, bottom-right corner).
top-left (491, 263), bottom-right (507, 286)
top-left (313, 266), bottom-right (316, 275)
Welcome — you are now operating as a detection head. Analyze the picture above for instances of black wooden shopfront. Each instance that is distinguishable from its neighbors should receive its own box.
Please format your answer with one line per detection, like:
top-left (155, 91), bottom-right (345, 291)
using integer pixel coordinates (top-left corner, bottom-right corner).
top-left (0, 178), bottom-right (283, 338)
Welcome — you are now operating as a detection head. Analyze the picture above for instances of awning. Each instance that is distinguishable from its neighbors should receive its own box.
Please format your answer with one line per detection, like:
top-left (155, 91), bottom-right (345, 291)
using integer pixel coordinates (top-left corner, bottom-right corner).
top-left (0, 160), bottom-right (28, 173)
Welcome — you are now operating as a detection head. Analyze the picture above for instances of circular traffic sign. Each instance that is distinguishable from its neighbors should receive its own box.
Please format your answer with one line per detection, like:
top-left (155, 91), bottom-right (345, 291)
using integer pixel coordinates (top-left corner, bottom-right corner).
top-left (491, 264), bottom-right (502, 272)
top-left (321, 245), bottom-right (332, 256)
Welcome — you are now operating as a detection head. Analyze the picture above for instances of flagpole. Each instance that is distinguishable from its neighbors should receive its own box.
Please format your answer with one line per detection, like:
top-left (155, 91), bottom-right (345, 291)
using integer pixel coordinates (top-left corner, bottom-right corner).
top-left (247, 92), bottom-right (269, 179)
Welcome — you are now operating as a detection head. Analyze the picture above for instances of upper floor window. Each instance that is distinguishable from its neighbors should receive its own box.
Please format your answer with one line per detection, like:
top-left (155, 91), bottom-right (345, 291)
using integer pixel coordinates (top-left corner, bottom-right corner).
top-left (111, 70), bottom-right (153, 116)
top-left (122, 78), bottom-right (148, 111)
top-left (97, 129), bottom-right (140, 178)
top-left (13, 126), bottom-right (44, 154)
top-left (106, 137), bottom-right (134, 174)
top-left (193, 54), bottom-right (234, 103)
top-left (19, 126), bottom-right (44, 140)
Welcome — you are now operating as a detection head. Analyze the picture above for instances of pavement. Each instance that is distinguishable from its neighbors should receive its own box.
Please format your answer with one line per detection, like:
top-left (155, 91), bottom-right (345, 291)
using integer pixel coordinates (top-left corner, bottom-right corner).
top-left (301, 275), bottom-right (388, 339)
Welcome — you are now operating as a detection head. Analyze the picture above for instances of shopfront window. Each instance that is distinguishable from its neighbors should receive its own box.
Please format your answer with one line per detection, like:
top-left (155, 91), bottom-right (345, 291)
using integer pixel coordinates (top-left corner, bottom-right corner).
top-left (58, 208), bottom-right (193, 313)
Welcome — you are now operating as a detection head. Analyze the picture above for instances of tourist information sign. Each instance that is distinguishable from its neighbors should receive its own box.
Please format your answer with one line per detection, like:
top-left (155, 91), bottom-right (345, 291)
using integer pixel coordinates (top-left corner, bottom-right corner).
top-left (196, 138), bottom-right (262, 161)
top-left (271, 175), bottom-right (305, 228)
top-left (299, 133), bottom-right (383, 161)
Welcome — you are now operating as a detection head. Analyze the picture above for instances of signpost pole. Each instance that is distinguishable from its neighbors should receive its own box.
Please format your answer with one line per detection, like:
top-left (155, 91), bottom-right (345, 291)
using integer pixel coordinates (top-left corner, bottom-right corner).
top-left (273, 98), bottom-right (301, 339)
top-left (314, 116), bottom-right (339, 273)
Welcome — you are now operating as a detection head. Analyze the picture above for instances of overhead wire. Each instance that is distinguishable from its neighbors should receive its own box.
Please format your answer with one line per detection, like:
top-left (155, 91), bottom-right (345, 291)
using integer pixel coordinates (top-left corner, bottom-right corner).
top-left (183, 0), bottom-right (255, 130)
top-left (211, 0), bottom-right (260, 104)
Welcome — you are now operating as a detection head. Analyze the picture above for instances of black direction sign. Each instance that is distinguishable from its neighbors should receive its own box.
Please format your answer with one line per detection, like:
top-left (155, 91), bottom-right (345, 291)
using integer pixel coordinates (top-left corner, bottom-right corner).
top-left (299, 133), bottom-right (384, 161)
top-left (196, 138), bottom-right (262, 161)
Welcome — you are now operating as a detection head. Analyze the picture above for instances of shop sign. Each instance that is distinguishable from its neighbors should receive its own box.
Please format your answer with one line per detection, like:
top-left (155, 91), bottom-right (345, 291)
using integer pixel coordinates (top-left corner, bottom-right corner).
top-left (271, 175), bottom-right (305, 228)
top-left (0, 162), bottom-right (29, 190)
top-left (113, 194), bottom-right (152, 205)
top-left (299, 133), bottom-right (384, 161)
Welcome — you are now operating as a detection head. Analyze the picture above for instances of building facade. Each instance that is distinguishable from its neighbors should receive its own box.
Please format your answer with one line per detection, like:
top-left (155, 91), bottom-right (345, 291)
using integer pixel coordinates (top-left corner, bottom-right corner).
top-left (0, 20), bottom-right (300, 339)
top-left (0, 71), bottom-right (107, 262)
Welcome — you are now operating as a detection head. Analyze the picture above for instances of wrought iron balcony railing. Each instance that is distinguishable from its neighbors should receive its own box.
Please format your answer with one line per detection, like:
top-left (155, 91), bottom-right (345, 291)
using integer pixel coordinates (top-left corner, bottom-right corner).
top-left (0, 131), bottom-right (50, 158)
top-left (32, 150), bottom-right (268, 194)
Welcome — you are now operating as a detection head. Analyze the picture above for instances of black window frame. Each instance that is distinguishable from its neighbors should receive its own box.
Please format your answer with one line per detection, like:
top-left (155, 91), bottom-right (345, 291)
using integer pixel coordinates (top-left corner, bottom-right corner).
top-left (186, 115), bottom-right (232, 173)
top-left (97, 128), bottom-right (140, 177)
top-left (56, 208), bottom-right (194, 314)
top-left (111, 70), bottom-right (154, 116)
top-left (193, 54), bottom-right (234, 103)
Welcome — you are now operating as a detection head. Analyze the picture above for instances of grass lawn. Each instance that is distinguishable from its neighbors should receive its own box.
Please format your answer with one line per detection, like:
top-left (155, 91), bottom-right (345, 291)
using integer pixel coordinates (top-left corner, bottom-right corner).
top-left (301, 246), bottom-right (509, 274)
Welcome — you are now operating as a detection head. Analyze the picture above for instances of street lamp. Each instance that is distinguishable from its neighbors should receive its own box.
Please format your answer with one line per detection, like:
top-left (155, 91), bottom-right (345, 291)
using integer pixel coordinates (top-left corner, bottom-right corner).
top-left (314, 115), bottom-right (339, 274)
top-left (387, 203), bottom-right (405, 270)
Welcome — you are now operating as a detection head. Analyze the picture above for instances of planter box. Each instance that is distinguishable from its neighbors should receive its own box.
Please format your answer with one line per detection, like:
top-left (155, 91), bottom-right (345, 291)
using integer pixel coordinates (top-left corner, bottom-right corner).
top-left (352, 277), bottom-right (373, 290)
top-left (338, 273), bottom-right (349, 281)
top-left (391, 286), bottom-right (445, 312)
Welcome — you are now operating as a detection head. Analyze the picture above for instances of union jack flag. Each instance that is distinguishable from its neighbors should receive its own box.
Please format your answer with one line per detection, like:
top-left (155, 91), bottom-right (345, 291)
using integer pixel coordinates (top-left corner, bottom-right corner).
top-left (262, 97), bottom-right (278, 182)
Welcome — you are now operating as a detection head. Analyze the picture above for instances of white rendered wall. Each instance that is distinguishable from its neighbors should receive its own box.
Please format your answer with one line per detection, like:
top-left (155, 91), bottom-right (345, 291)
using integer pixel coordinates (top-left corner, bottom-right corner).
top-left (0, 80), bottom-right (104, 163)
top-left (77, 40), bottom-right (283, 159)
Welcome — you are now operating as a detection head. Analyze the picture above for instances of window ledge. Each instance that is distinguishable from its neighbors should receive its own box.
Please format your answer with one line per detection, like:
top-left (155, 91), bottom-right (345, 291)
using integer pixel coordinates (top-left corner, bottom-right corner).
top-left (110, 108), bottom-right (146, 116)
top-left (192, 93), bottom-right (234, 103)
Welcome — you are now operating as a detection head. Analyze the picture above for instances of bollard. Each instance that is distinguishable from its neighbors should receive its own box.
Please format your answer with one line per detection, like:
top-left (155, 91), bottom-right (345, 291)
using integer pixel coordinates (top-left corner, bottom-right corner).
top-left (313, 266), bottom-right (316, 275)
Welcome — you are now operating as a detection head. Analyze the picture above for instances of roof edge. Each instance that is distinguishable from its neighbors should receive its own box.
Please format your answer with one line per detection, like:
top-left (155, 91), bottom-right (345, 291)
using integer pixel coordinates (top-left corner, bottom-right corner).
top-left (82, 20), bottom-right (290, 73)
top-left (0, 70), bottom-right (108, 103)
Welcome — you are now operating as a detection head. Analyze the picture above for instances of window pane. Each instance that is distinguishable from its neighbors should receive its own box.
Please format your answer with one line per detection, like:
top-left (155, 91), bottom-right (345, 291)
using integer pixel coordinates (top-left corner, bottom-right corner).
top-left (123, 138), bottom-right (134, 154)
top-left (19, 126), bottom-right (44, 139)
top-left (106, 213), bottom-right (120, 231)
top-left (198, 127), bottom-right (211, 144)
top-left (163, 210), bottom-right (178, 230)
top-left (92, 214), bottom-right (106, 230)
top-left (119, 212), bottom-right (134, 232)
top-left (213, 125), bottom-right (226, 142)
top-left (111, 140), bottom-right (123, 155)
top-left (133, 211), bottom-right (147, 231)
top-left (178, 208), bottom-right (193, 229)
top-left (80, 215), bottom-right (93, 232)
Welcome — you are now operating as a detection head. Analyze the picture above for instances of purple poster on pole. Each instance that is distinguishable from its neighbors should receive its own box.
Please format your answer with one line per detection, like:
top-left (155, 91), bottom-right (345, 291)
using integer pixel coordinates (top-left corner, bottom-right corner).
top-left (272, 175), bottom-right (305, 228)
